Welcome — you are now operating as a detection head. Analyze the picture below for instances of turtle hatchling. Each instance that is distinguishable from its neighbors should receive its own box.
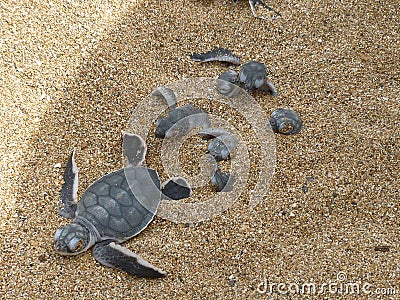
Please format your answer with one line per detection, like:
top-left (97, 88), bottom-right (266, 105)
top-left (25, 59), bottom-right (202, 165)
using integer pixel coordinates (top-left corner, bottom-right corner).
top-left (203, 154), bottom-right (235, 192)
top-left (211, 168), bottom-right (235, 192)
top-left (211, 169), bottom-right (234, 192)
top-left (54, 133), bottom-right (191, 278)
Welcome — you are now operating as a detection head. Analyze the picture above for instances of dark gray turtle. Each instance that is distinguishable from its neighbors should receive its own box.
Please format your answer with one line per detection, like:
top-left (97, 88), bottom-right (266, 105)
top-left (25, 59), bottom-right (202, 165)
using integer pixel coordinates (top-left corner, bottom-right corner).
top-left (269, 108), bottom-right (303, 135)
top-left (199, 128), bottom-right (239, 161)
top-left (217, 61), bottom-right (277, 95)
top-left (55, 133), bottom-right (191, 278)
top-left (233, 0), bottom-right (281, 20)
top-left (239, 61), bottom-right (267, 91)
top-left (239, 61), bottom-right (277, 95)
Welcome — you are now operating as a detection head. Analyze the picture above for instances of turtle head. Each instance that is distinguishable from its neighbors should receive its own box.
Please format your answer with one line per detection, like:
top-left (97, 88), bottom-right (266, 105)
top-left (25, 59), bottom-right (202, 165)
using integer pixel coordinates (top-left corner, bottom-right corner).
top-left (155, 117), bottom-right (173, 139)
top-left (54, 223), bottom-right (94, 255)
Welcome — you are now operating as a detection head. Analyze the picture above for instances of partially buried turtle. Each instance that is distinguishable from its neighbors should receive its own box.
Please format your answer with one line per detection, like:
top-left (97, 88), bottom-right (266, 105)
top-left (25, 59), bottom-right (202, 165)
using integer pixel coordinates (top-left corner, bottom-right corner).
top-left (54, 132), bottom-right (191, 278)
top-left (199, 127), bottom-right (239, 162)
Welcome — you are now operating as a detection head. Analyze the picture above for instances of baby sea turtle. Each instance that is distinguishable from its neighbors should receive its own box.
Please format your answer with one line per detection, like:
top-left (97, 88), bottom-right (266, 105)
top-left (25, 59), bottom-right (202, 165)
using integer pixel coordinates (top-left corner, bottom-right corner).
top-left (269, 108), bottom-right (303, 135)
top-left (54, 133), bottom-right (191, 278)
top-left (190, 49), bottom-right (277, 96)
top-left (211, 168), bottom-right (234, 192)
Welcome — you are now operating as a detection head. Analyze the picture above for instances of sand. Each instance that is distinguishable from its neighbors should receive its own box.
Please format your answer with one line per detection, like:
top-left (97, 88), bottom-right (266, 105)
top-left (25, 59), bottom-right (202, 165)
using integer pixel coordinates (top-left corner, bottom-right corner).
top-left (1, 0), bottom-right (399, 299)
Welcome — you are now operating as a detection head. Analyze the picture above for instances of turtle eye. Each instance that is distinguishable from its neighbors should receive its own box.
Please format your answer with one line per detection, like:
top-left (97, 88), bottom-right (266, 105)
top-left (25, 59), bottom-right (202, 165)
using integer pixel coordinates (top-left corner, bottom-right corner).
top-left (68, 237), bottom-right (84, 252)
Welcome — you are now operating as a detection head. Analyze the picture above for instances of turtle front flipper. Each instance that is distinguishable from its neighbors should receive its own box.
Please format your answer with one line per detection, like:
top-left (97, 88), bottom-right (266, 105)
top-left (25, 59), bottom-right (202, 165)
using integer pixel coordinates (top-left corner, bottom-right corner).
top-left (93, 240), bottom-right (166, 278)
top-left (162, 177), bottom-right (192, 200)
top-left (58, 149), bottom-right (78, 219)
top-left (123, 132), bottom-right (147, 167)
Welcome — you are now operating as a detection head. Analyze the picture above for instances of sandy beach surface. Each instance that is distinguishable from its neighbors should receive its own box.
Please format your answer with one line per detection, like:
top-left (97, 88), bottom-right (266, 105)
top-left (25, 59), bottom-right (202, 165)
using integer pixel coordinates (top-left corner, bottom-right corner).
top-left (1, 0), bottom-right (399, 299)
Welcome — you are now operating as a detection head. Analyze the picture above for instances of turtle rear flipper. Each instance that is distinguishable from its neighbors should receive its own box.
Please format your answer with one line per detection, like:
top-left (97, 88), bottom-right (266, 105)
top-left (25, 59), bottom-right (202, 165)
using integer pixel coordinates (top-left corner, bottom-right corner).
top-left (162, 177), bottom-right (192, 200)
top-left (59, 149), bottom-right (78, 219)
top-left (123, 132), bottom-right (147, 167)
top-left (93, 240), bottom-right (166, 278)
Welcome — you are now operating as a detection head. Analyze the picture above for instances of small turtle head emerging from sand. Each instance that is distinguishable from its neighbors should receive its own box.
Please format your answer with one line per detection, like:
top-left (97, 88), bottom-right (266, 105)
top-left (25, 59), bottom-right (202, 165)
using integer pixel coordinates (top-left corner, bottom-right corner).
top-left (55, 133), bottom-right (191, 278)
top-left (199, 128), bottom-right (239, 162)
